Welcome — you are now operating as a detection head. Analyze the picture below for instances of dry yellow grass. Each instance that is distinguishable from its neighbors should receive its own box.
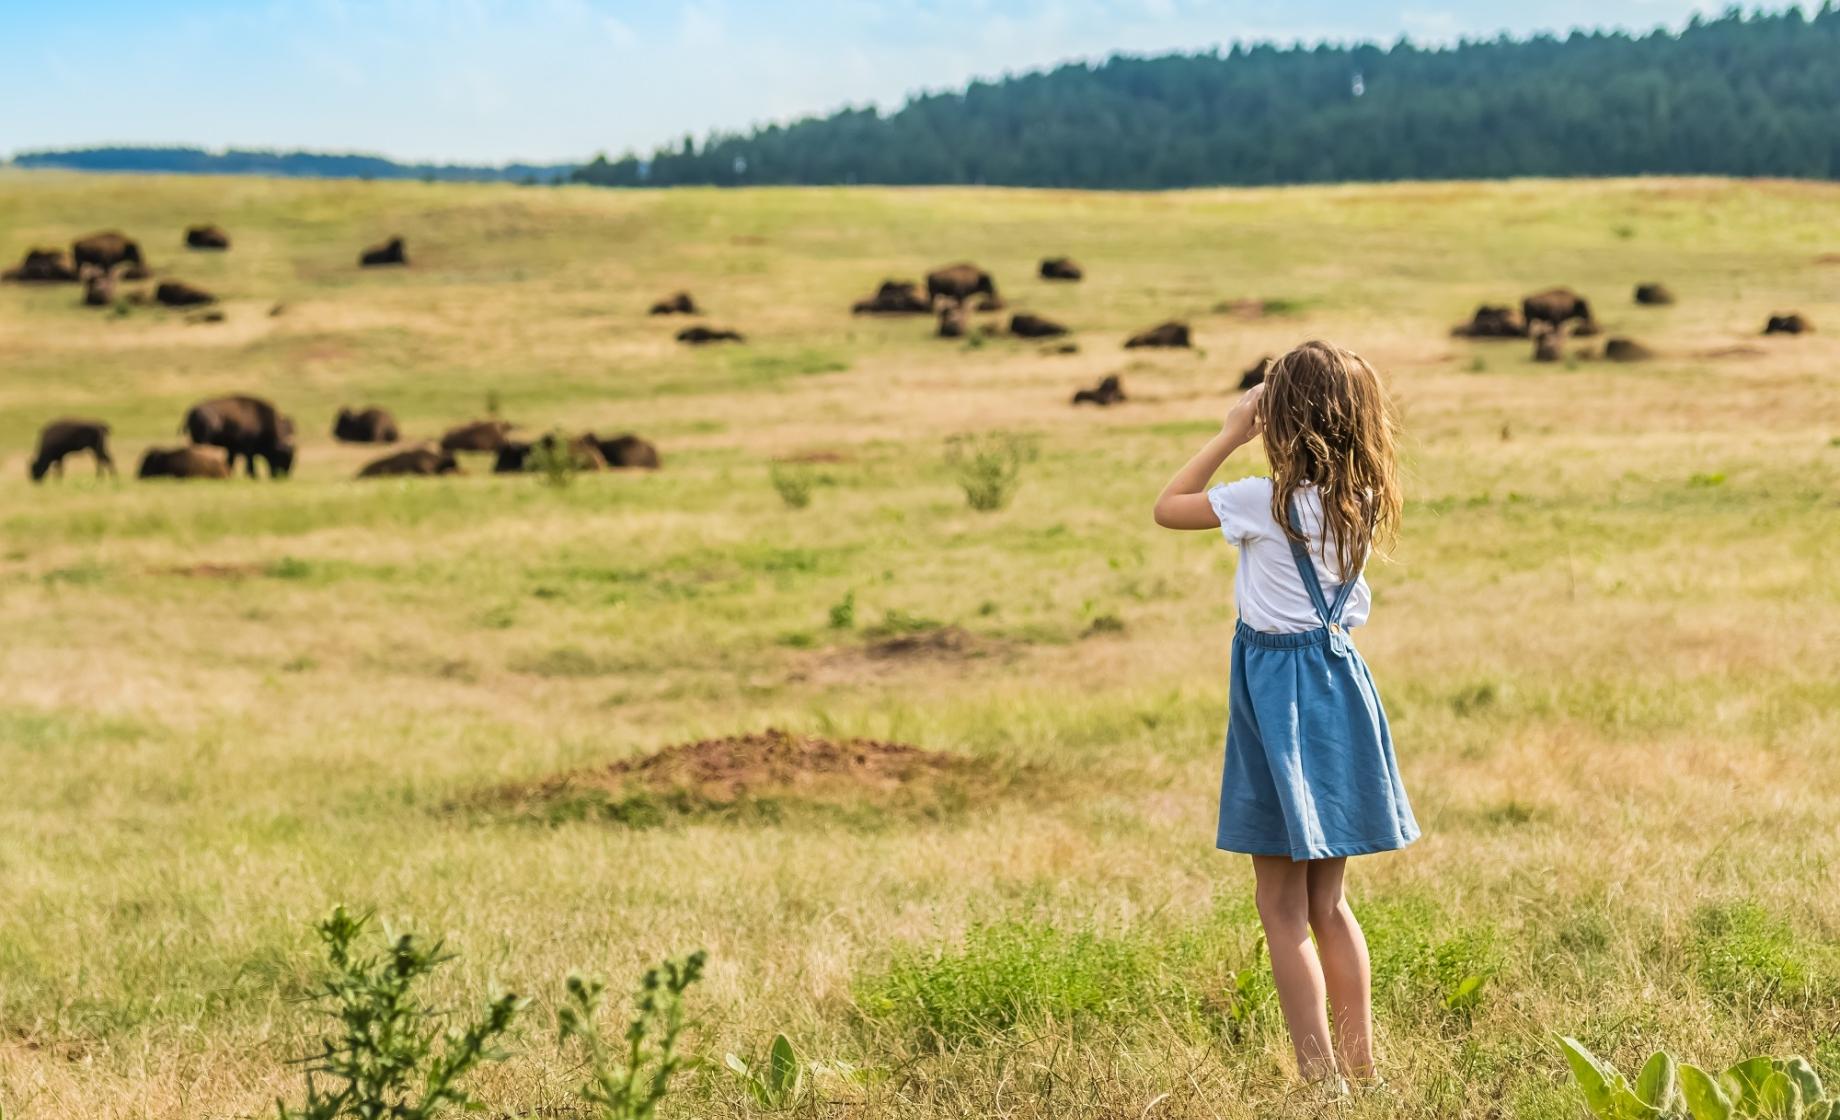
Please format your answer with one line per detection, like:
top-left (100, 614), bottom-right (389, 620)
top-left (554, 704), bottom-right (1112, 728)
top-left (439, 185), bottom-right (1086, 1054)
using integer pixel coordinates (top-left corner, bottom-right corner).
top-left (0, 171), bottom-right (1837, 1119)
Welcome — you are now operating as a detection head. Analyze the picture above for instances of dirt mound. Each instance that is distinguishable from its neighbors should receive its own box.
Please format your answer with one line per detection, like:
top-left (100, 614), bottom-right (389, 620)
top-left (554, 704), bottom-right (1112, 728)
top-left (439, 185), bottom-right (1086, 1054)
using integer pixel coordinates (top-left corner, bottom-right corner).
top-left (862, 625), bottom-right (991, 661)
top-left (481, 729), bottom-right (994, 826)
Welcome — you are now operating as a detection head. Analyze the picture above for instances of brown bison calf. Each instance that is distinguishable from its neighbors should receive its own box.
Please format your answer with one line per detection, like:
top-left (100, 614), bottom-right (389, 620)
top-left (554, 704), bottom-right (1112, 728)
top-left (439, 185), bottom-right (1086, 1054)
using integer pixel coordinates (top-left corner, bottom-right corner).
top-left (676, 325), bottom-right (744, 344)
top-left (851, 279), bottom-right (931, 315)
top-left (649, 291), bottom-right (699, 315)
top-left (138, 445), bottom-right (230, 480)
top-left (1604, 337), bottom-right (1654, 361)
top-left (358, 446), bottom-right (460, 478)
top-left (1532, 327), bottom-right (1565, 363)
top-left (82, 269), bottom-right (115, 307)
top-left (31, 419), bottom-right (116, 481)
top-left (937, 305), bottom-right (967, 338)
top-left (156, 280), bottom-right (215, 307)
top-left (1453, 305), bottom-right (1528, 338)
top-left (440, 419), bottom-right (514, 453)
top-left (1125, 321), bottom-right (1191, 349)
top-left (186, 225), bottom-right (230, 250)
top-left (360, 236), bottom-right (407, 267)
top-left (1634, 283), bottom-right (1674, 305)
top-left (1009, 313), bottom-right (1068, 339)
top-left (1039, 257), bottom-right (1083, 281)
top-left (1071, 375), bottom-right (1126, 406)
top-left (183, 395), bottom-right (296, 478)
top-left (333, 407), bottom-right (400, 443)
top-left (1765, 312), bottom-right (1811, 335)
top-left (594, 433), bottom-right (661, 469)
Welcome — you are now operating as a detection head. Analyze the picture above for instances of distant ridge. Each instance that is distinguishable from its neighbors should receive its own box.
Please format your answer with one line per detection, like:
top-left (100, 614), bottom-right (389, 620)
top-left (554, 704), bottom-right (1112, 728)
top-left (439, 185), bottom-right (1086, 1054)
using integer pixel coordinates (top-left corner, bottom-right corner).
top-left (8, 146), bottom-right (573, 184)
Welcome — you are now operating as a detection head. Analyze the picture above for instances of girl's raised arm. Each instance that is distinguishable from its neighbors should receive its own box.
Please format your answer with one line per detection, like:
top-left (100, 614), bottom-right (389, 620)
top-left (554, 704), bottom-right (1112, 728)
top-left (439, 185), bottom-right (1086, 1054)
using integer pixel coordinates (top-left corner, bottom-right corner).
top-left (1151, 384), bottom-right (1264, 530)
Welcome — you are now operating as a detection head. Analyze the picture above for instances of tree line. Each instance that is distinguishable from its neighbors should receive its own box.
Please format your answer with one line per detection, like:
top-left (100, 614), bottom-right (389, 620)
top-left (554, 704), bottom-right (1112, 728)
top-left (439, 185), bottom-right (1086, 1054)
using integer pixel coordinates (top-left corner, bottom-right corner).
top-left (9, 146), bottom-right (570, 184)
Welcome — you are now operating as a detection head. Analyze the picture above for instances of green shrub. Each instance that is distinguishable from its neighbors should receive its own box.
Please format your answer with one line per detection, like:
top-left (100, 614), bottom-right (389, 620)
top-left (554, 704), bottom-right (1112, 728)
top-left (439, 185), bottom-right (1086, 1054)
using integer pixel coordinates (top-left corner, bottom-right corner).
top-left (946, 432), bottom-right (1037, 512)
top-left (1691, 901), bottom-right (1814, 1008)
top-left (275, 906), bottom-right (524, 1120)
top-left (528, 432), bottom-right (577, 488)
top-left (558, 951), bottom-right (707, 1120)
top-left (827, 591), bottom-right (855, 630)
top-left (769, 463), bottom-right (815, 509)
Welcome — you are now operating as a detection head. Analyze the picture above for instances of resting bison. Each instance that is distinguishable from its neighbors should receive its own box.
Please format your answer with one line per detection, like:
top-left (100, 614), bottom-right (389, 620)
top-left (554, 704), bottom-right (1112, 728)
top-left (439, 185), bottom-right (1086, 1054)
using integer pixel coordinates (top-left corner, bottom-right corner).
top-left (186, 225), bottom-right (230, 250)
top-left (72, 231), bottom-right (143, 273)
top-left (1071, 375), bottom-right (1126, 407)
top-left (360, 237), bottom-right (407, 267)
top-left (440, 419), bottom-right (514, 453)
top-left (927, 263), bottom-right (996, 307)
top-left (333, 407), bottom-right (400, 443)
top-left (937, 305), bottom-right (967, 339)
top-left (1634, 283), bottom-right (1674, 306)
top-left (30, 419), bottom-right (115, 481)
top-left (1522, 287), bottom-right (1593, 330)
top-left (1039, 257), bottom-right (1082, 281)
top-left (358, 446), bottom-right (459, 478)
top-left (3, 247), bottom-right (79, 283)
top-left (138, 445), bottom-right (230, 480)
top-left (494, 432), bottom-right (606, 474)
top-left (155, 280), bottom-right (215, 307)
top-left (1533, 327), bottom-right (1564, 363)
top-left (1009, 313), bottom-right (1068, 339)
top-left (1239, 356), bottom-right (1273, 390)
top-left (649, 291), bottom-right (699, 315)
top-left (1453, 304), bottom-right (1528, 338)
top-left (851, 279), bottom-right (931, 315)
top-left (594, 433), bottom-right (661, 469)
top-left (82, 270), bottom-right (115, 307)
top-left (183, 395), bottom-right (296, 478)
top-left (1125, 321), bottom-right (1191, 349)
top-left (1765, 312), bottom-right (1811, 335)
top-left (677, 325), bottom-right (744, 344)
top-left (1604, 337), bottom-right (1653, 362)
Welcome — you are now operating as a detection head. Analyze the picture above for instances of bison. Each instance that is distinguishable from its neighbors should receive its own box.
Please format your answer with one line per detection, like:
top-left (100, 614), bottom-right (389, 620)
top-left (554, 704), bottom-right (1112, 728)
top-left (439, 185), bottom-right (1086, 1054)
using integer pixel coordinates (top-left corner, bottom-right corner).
top-left (1125, 321), bottom-right (1191, 349)
top-left (3, 247), bottom-right (79, 283)
top-left (1765, 312), bottom-right (1811, 335)
top-left (1453, 304), bottom-right (1528, 338)
top-left (927, 263), bottom-right (996, 307)
top-left (937, 305), bottom-right (967, 339)
top-left (851, 279), bottom-right (932, 315)
top-left (1009, 313), bottom-right (1068, 339)
top-left (494, 432), bottom-right (606, 474)
top-left (1532, 327), bottom-right (1564, 363)
top-left (1522, 287), bottom-right (1593, 331)
top-left (185, 225), bottom-right (230, 250)
top-left (82, 269), bottom-right (115, 307)
top-left (155, 280), bottom-right (215, 307)
top-left (1239, 356), bottom-right (1273, 390)
top-left (440, 419), bottom-right (514, 453)
top-left (649, 291), bottom-right (699, 315)
top-left (1604, 337), bottom-right (1653, 362)
top-left (30, 419), bottom-right (116, 481)
top-left (1039, 257), bottom-right (1082, 281)
top-left (360, 236), bottom-right (407, 267)
top-left (1071, 375), bottom-right (1126, 407)
top-left (72, 231), bottom-right (143, 273)
top-left (594, 433), bottom-right (661, 469)
top-left (1634, 283), bottom-right (1674, 306)
top-left (183, 395), bottom-right (296, 478)
top-left (138, 445), bottom-right (230, 480)
top-left (333, 407), bottom-right (400, 443)
top-left (676, 325), bottom-right (744, 344)
top-left (357, 446), bottom-right (459, 478)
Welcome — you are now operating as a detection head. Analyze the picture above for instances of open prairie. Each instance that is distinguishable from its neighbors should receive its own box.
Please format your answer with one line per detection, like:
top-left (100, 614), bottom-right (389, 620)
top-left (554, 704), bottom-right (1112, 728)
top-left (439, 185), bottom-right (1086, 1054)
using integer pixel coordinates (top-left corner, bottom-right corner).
top-left (1, 172), bottom-right (1837, 1119)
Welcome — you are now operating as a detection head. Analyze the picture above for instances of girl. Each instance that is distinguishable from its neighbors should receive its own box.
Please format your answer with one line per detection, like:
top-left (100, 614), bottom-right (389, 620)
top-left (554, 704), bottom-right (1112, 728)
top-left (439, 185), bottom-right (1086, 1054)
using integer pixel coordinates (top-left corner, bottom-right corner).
top-left (1152, 340), bottom-right (1417, 1091)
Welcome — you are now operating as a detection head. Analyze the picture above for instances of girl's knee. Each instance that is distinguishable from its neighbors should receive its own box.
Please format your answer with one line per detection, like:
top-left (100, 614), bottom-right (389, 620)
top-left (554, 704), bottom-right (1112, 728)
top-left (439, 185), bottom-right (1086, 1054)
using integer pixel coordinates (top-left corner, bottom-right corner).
top-left (1307, 886), bottom-right (1349, 928)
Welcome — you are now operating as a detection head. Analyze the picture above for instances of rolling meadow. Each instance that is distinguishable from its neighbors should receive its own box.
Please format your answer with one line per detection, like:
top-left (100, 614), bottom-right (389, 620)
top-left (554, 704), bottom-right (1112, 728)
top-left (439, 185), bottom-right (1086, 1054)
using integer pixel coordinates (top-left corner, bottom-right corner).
top-left (0, 171), bottom-right (1837, 1118)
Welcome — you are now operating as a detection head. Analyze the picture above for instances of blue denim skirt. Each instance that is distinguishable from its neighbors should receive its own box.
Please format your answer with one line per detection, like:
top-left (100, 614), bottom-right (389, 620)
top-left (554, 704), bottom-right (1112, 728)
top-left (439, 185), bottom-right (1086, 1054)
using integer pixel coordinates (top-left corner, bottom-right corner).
top-left (1216, 621), bottom-right (1419, 861)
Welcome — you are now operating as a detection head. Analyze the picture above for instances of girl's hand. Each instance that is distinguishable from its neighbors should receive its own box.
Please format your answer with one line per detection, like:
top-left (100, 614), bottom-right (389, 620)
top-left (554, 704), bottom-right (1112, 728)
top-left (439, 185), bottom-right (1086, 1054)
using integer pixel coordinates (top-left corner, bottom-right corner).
top-left (1221, 382), bottom-right (1265, 444)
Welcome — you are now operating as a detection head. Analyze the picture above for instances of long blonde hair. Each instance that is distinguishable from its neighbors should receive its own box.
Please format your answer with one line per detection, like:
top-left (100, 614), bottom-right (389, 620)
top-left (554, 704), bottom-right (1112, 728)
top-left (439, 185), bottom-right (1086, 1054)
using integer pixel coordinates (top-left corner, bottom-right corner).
top-left (1257, 340), bottom-right (1402, 579)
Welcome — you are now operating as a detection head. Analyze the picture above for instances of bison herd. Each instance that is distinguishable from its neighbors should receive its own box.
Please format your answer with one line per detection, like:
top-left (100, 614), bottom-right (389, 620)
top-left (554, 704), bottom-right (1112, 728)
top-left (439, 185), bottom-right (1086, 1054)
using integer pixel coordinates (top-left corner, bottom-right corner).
top-left (1455, 282), bottom-right (1814, 363)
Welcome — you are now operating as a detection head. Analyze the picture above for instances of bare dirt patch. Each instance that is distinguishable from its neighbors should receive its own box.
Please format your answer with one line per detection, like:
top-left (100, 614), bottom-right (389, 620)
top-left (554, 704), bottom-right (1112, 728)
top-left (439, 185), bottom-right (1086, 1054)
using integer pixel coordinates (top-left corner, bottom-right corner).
top-left (1697, 344), bottom-right (1768, 360)
top-left (475, 728), bottom-right (1006, 827)
top-left (861, 625), bottom-right (993, 661)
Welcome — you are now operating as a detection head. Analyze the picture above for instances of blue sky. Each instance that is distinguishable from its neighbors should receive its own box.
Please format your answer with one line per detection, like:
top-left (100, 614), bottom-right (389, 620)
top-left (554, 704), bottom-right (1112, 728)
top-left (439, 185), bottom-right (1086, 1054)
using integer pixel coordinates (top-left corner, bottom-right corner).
top-left (2, 0), bottom-right (1720, 164)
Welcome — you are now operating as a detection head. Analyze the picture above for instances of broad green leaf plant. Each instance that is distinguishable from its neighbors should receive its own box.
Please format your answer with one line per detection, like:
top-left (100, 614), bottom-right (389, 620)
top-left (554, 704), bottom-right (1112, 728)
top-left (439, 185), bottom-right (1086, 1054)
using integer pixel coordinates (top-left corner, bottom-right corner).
top-left (1560, 1036), bottom-right (1839, 1120)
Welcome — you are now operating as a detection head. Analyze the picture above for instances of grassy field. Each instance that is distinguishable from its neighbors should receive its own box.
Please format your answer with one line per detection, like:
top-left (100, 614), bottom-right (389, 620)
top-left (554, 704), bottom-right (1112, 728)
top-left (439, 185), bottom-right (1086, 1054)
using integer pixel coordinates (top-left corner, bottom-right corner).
top-left (0, 171), bottom-right (1837, 1119)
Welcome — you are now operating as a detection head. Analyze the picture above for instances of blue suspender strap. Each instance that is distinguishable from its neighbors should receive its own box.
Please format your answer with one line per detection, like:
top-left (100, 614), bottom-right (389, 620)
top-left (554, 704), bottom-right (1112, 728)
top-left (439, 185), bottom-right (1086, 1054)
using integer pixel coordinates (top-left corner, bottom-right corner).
top-left (1285, 498), bottom-right (1354, 657)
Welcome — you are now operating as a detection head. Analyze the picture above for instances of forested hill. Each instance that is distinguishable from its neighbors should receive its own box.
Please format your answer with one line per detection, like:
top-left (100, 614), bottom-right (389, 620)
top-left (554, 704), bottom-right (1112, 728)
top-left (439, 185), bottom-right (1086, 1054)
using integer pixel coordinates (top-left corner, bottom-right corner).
top-left (8, 147), bottom-right (571, 184)
top-left (574, 7), bottom-right (1840, 190)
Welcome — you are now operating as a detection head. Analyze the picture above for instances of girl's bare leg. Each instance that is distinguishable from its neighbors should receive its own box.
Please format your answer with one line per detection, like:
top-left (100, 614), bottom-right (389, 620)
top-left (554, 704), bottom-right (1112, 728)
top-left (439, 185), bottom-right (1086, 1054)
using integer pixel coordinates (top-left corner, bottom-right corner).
top-left (1306, 858), bottom-right (1375, 1078)
top-left (1251, 855), bottom-right (1337, 1081)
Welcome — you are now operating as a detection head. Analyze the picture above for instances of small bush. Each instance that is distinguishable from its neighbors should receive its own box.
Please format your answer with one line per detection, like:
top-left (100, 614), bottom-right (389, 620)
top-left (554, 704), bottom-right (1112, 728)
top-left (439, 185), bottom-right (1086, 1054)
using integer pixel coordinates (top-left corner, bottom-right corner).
top-left (827, 591), bottom-right (856, 630)
top-left (770, 463), bottom-right (815, 509)
top-left (946, 432), bottom-right (1037, 512)
top-left (558, 951), bottom-right (707, 1120)
top-left (529, 433), bottom-right (577, 489)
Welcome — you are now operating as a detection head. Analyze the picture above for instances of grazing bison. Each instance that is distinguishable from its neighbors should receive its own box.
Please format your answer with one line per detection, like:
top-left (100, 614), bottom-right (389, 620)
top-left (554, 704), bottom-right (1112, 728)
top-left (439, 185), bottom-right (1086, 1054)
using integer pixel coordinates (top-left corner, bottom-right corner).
top-left (1071, 375), bottom-right (1126, 407)
top-left (1604, 337), bottom-right (1653, 362)
top-left (138, 445), bottom-right (230, 480)
top-left (359, 236), bottom-right (407, 267)
top-left (851, 279), bottom-right (931, 315)
top-left (648, 291), bottom-right (699, 315)
top-left (82, 269), bottom-right (115, 307)
top-left (1009, 313), bottom-right (1068, 339)
top-left (1522, 287), bottom-right (1593, 331)
top-left (937, 305), bottom-right (967, 339)
top-left (357, 446), bottom-right (460, 478)
top-left (333, 406), bottom-right (400, 443)
top-left (30, 419), bottom-right (115, 481)
top-left (72, 231), bottom-right (143, 273)
top-left (1039, 257), bottom-right (1082, 281)
top-left (3, 247), bottom-right (79, 283)
top-left (1765, 312), bottom-right (1811, 335)
top-left (494, 432), bottom-right (606, 474)
top-left (1239, 356), bottom-right (1273, 390)
top-left (1634, 283), bottom-right (1674, 306)
top-left (440, 419), bottom-right (514, 453)
top-left (1125, 321), bottom-right (1191, 349)
top-left (1453, 304), bottom-right (1528, 338)
top-left (676, 325), bottom-right (744, 344)
top-left (1532, 327), bottom-right (1564, 363)
top-left (185, 225), bottom-right (230, 250)
top-left (927, 263), bottom-right (996, 307)
top-left (183, 395), bottom-right (296, 478)
top-left (155, 280), bottom-right (215, 307)
top-left (593, 433), bottom-right (661, 469)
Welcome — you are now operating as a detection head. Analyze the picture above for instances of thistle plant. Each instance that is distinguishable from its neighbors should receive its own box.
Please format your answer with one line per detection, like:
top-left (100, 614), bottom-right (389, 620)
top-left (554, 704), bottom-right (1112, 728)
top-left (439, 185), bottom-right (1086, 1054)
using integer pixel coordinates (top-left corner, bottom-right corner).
top-left (558, 951), bottom-right (707, 1120)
